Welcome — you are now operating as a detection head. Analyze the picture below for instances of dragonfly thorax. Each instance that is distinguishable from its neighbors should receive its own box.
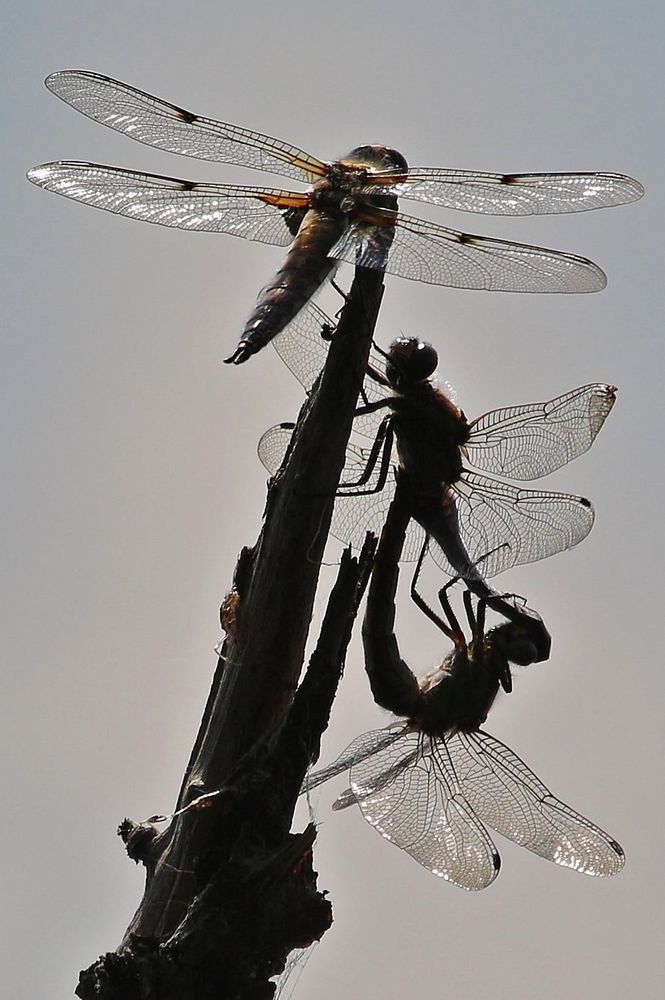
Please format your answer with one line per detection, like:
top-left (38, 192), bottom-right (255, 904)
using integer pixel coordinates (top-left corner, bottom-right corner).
top-left (412, 647), bottom-right (503, 735)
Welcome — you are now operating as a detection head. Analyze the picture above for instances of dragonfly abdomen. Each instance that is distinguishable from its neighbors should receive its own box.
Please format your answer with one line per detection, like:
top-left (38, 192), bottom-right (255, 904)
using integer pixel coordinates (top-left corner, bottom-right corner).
top-left (362, 485), bottom-right (420, 718)
top-left (225, 209), bottom-right (347, 364)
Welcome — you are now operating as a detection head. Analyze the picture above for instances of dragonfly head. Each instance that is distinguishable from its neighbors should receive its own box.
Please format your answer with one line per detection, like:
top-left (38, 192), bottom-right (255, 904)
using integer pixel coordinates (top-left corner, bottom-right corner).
top-left (385, 337), bottom-right (439, 389)
top-left (487, 596), bottom-right (552, 663)
top-left (487, 621), bottom-right (542, 669)
top-left (339, 145), bottom-right (409, 177)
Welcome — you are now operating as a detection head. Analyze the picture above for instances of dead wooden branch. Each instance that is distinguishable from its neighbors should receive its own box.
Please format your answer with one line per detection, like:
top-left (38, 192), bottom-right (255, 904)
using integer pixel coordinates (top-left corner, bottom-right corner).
top-left (75, 268), bottom-right (384, 1000)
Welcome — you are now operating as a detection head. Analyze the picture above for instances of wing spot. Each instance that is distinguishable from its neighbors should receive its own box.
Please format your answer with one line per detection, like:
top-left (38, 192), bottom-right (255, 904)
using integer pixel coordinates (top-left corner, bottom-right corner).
top-left (175, 107), bottom-right (198, 125)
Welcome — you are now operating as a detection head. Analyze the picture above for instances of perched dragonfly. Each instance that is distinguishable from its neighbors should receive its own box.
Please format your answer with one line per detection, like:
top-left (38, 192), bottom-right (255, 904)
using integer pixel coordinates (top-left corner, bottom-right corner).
top-left (259, 301), bottom-right (616, 593)
top-left (27, 71), bottom-right (643, 363)
top-left (303, 488), bottom-right (624, 890)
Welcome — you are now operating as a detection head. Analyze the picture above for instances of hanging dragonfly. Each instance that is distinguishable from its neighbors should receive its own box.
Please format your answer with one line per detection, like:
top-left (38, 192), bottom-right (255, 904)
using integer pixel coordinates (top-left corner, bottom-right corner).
top-left (302, 484), bottom-right (624, 890)
top-left (27, 70), bottom-right (643, 363)
top-left (259, 300), bottom-right (616, 599)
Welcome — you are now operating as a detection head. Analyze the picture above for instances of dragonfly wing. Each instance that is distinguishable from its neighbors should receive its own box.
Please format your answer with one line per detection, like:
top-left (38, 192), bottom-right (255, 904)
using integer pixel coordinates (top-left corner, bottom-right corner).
top-left (330, 459), bottom-right (427, 561)
top-left (329, 214), bottom-right (606, 293)
top-left (44, 70), bottom-right (326, 183)
top-left (257, 425), bottom-right (419, 554)
top-left (336, 740), bottom-right (422, 809)
top-left (27, 162), bottom-right (302, 243)
top-left (330, 444), bottom-right (396, 549)
top-left (271, 299), bottom-right (333, 390)
top-left (428, 472), bottom-right (594, 579)
top-left (395, 168), bottom-right (644, 215)
top-left (467, 383), bottom-right (617, 480)
top-left (351, 732), bottom-right (500, 890)
top-left (332, 787), bottom-right (359, 810)
top-left (271, 300), bottom-right (391, 438)
top-left (258, 423), bottom-right (302, 477)
top-left (258, 423), bottom-right (378, 481)
top-left (453, 731), bottom-right (625, 876)
top-left (302, 728), bottom-right (406, 794)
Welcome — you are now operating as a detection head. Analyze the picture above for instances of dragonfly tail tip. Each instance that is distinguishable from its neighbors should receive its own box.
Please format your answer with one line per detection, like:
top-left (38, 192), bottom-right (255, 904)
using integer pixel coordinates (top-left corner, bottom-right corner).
top-left (224, 341), bottom-right (255, 365)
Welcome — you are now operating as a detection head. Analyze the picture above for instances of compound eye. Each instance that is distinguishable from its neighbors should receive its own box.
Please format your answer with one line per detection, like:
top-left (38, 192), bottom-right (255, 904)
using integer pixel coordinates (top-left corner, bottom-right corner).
top-left (506, 638), bottom-right (539, 666)
top-left (383, 147), bottom-right (409, 173)
top-left (412, 341), bottom-right (438, 380)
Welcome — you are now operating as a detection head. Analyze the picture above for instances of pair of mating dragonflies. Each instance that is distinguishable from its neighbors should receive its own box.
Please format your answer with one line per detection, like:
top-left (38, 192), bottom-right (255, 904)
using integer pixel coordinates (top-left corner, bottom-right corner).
top-left (29, 70), bottom-right (635, 887)
top-left (174, 304), bottom-right (619, 889)
top-left (167, 451), bottom-right (623, 890)
top-left (262, 302), bottom-right (621, 888)
top-left (303, 474), bottom-right (624, 890)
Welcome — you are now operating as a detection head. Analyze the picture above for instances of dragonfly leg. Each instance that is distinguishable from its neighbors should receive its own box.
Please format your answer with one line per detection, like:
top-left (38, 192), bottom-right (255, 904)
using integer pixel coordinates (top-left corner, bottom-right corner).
top-left (353, 398), bottom-right (393, 418)
top-left (464, 589), bottom-right (487, 643)
top-left (410, 536), bottom-right (463, 647)
top-left (330, 277), bottom-right (350, 306)
top-left (355, 362), bottom-right (391, 409)
top-left (435, 581), bottom-right (466, 650)
top-left (365, 360), bottom-right (391, 389)
top-left (336, 418), bottom-right (394, 495)
top-left (462, 589), bottom-right (477, 633)
top-left (319, 320), bottom-right (336, 342)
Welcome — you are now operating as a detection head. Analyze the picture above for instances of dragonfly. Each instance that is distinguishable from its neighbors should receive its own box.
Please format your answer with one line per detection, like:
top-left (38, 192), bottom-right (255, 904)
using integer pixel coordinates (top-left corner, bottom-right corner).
top-left (27, 70), bottom-right (643, 363)
top-left (258, 300), bottom-right (616, 596)
top-left (302, 486), bottom-right (624, 890)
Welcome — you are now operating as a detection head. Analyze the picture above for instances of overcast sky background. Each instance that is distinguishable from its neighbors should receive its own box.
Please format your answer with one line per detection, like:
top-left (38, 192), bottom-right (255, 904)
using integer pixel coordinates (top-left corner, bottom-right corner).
top-left (3, 2), bottom-right (664, 997)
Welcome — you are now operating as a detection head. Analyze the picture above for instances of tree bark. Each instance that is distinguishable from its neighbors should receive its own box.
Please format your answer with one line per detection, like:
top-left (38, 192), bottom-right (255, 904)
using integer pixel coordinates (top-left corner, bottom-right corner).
top-left (75, 267), bottom-right (384, 1000)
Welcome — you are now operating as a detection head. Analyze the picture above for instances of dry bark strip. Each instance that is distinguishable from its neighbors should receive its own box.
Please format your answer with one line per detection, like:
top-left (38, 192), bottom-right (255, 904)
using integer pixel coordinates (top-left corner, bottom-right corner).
top-left (75, 267), bottom-right (384, 999)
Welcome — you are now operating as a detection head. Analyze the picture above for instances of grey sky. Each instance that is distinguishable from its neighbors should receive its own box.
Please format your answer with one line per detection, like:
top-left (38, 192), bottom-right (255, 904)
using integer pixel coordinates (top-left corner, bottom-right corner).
top-left (3, 1), bottom-right (664, 997)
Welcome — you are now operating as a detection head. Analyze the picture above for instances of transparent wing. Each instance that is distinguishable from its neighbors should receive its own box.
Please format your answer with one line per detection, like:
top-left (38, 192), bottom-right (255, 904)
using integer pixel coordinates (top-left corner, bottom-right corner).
top-left (452, 731), bottom-right (625, 876)
top-left (332, 787), bottom-right (360, 811)
top-left (271, 300), bottom-right (391, 438)
top-left (329, 473), bottom-right (395, 555)
top-left (350, 732), bottom-right (501, 890)
top-left (257, 424), bottom-right (427, 561)
top-left (394, 168), bottom-right (644, 215)
top-left (256, 423), bottom-right (387, 489)
top-left (428, 472), bottom-right (594, 579)
top-left (330, 456), bottom-right (428, 562)
top-left (301, 728), bottom-right (406, 794)
top-left (333, 734), bottom-right (423, 813)
top-left (27, 162), bottom-right (301, 243)
top-left (330, 213), bottom-right (606, 293)
top-left (466, 384), bottom-right (617, 480)
top-left (259, 429), bottom-right (594, 578)
top-left (272, 300), bottom-right (333, 390)
top-left (257, 423), bottom-right (295, 476)
top-left (44, 69), bottom-right (326, 183)
top-left (272, 945), bottom-right (316, 1000)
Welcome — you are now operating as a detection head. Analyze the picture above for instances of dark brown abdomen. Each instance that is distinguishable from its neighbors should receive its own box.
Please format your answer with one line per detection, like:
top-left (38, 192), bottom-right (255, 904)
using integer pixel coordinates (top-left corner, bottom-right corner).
top-left (226, 210), bottom-right (347, 363)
